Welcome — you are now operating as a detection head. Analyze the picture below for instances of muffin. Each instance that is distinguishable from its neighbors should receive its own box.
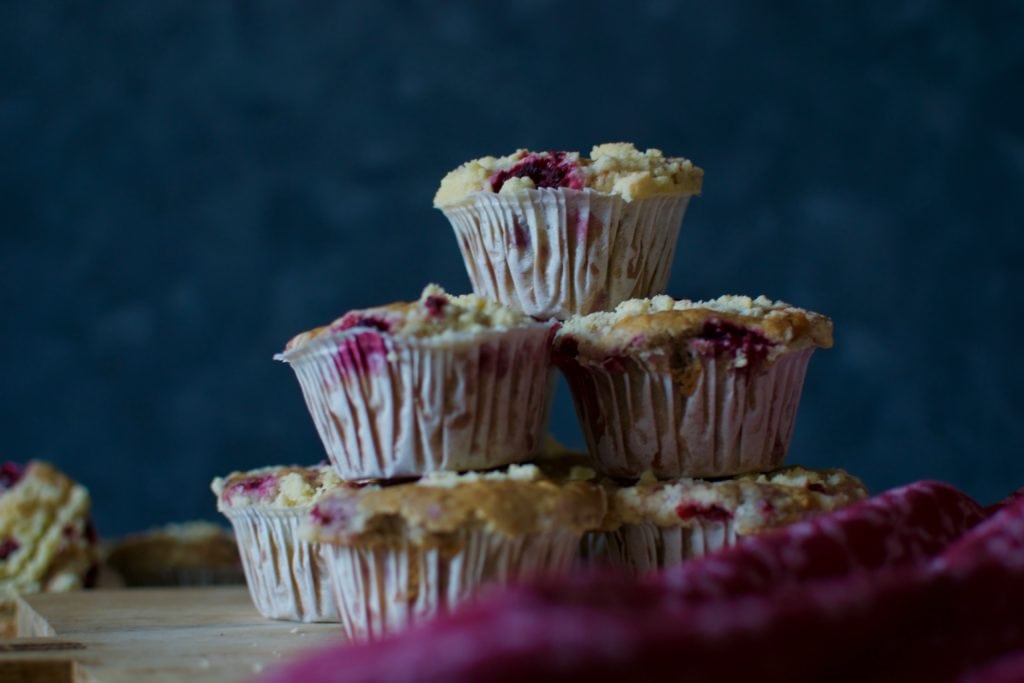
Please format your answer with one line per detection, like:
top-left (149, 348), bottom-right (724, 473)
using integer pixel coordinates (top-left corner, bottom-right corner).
top-left (589, 466), bottom-right (868, 573)
top-left (212, 465), bottom-right (344, 622)
top-left (104, 521), bottom-right (244, 587)
top-left (0, 460), bottom-right (98, 636)
top-left (434, 143), bottom-right (704, 319)
top-left (554, 295), bottom-right (833, 478)
top-left (304, 464), bottom-right (606, 641)
top-left (276, 284), bottom-right (557, 480)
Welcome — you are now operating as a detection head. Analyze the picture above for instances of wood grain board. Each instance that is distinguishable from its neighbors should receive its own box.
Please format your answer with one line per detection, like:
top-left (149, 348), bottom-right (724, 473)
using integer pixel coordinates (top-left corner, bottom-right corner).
top-left (0, 588), bottom-right (342, 683)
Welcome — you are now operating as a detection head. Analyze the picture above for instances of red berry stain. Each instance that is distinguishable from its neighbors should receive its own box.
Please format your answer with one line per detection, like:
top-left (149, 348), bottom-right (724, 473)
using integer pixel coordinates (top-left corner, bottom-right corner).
top-left (335, 313), bottom-right (394, 334)
top-left (0, 538), bottom-right (20, 560)
top-left (488, 152), bottom-right (585, 193)
top-left (0, 461), bottom-right (26, 493)
top-left (675, 502), bottom-right (734, 523)
top-left (226, 475), bottom-right (278, 502)
top-left (600, 354), bottom-right (630, 373)
top-left (511, 219), bottom-right (530, 250)
top-left (692, 318), bottom-right (775, 368)
top-left (310, 504), bottom-right (334, 527)
top-left (331, 331), bottom-right (390, 376)
top-left (551, 335), bottom-right (580, 369)
top-left (758, 499), bottom-right (776, 515)
top-left (423, 295), bottom-right (448, 318)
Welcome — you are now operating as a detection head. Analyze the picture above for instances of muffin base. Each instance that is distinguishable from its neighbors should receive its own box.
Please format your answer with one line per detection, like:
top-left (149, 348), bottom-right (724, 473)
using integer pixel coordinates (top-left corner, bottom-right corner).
top-left (282, 325), bottom-right (554, 480)
top-left (224, 508), bottom-right (337, 623)
top-left (324, 529), bottom-right (580, 641)
top-left (585, 521), bottom-right (738, 574)
top-left (565, 348), bottom-right (815, 478)
top-left (441, 188), bottom-right (691, 319)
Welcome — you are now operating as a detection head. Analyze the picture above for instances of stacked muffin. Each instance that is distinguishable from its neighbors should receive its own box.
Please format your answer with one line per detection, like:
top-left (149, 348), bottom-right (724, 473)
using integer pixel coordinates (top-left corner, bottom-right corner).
top-left (215, 142), bottom-right (865, 639)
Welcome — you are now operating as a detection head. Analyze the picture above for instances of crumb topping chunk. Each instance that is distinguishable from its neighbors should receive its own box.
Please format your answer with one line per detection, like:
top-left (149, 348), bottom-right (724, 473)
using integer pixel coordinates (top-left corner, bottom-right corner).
top-left (434, 143), bottom-right (703, 206)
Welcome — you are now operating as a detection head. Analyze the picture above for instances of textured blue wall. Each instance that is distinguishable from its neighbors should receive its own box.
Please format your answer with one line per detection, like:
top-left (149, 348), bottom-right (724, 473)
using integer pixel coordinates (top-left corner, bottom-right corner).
top-left (2, 2), bottom-right (1022, 535)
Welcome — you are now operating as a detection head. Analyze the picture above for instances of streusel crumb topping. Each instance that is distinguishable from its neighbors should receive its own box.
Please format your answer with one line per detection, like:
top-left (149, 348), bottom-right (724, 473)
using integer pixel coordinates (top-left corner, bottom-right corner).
top-left (282, 284), bottom-right (540, 352)
top-left (212, 465), bottom-right (343, 510)
top-left (304, 464), bottom-right (606, 548)
top-left (602, 466), bottom-right (867, 533)
top-left (556, 294), bottom-right (833, 364)
top-left (434, 143), bottom-right (703, 206)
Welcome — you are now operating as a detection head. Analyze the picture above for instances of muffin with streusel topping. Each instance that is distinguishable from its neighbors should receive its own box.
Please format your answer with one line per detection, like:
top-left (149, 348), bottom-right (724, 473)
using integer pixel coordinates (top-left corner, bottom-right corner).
top-left (434, 143), bottom-right (703, 319)
top-left (104, 521), bottom-right (243, 587)
top-left (589, 466), bottom-right (867, 573)
top-left (276, 285), bottom-right (557, 480)
top-left (303, 464), bottom-right (605, 641)
top-left (0, 461), bottom-right (98, 601)
top-left (212, 464), bottom-right (344, 622)
top-left (554, 294), bottom-right (833, 479)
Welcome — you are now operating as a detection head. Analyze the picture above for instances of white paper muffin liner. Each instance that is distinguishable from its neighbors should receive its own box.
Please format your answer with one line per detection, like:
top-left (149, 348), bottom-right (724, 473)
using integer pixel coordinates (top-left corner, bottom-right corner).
top-left (222, 507), bottom-right (338, 622)
top-left (564, 348), bottom-right (815, 479)
top-left (323, 528), bottom-right (581, 641)
top-left (584, 521), bottom-right (738, 574)
top-left (440, 189), bottom-right (692, 319)
top-left (279, 325), bottom-right (555, 480)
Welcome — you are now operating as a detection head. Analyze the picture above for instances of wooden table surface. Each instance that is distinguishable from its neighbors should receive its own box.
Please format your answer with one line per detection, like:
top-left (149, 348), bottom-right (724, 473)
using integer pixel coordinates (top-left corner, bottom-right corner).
top-left (0, 588), bottom-right (342, 683)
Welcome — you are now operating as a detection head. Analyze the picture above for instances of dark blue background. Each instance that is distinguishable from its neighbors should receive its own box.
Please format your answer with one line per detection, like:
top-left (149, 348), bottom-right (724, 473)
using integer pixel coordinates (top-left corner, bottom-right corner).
top-left (3, 2), bottom-right (1022, 536)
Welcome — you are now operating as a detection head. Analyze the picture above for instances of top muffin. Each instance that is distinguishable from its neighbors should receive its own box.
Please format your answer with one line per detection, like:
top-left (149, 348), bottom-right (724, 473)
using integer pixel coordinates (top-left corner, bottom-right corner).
top-left (434, 143), bottom-right (704, 206)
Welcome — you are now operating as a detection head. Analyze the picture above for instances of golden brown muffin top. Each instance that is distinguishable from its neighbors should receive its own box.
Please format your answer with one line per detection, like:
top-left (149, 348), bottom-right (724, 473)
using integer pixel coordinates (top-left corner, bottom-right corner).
top-left (555, 294), bottom-right (833, 369)
top-left (602, 466), bottom-right (867, 534)
top-left (304, 465), bottom-right (606, 549)
top-left (212, 464), bottom-right (344, 511)
top-left (434, 143), bottom-right (704, 206)
top-left (281, 284), bottom-right (542, 354)
top-left (104, 521), bottom-right (241, 583)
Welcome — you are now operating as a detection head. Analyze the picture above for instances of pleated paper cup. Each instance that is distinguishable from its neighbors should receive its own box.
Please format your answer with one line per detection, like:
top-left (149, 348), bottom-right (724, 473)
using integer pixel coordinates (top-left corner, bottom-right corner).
top-left (277, 324), bottom-right (556, 481)
top-left (584, 521), bottom-right (738, 574)
top-left (321, 529), bottom-right (581, 641)
top-left (562, 348), bottom-right (816, 479)
top-left (440, 188), bottom-right (692, 320)
top-left (222, 507), bottom-right (337, 623)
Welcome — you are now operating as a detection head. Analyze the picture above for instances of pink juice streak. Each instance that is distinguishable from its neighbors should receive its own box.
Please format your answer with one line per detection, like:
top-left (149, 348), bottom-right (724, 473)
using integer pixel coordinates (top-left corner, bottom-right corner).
top-left (225, 474), bottom-right (278, 503)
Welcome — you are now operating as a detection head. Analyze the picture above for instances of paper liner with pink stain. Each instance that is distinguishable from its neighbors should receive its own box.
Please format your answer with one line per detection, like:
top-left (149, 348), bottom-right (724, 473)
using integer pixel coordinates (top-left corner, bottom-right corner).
top-left (321, 529), bottom-right (581, 641)
top-left (277, 324), bottom-right (555, 480)
top-left (558, 344), bottom-right (815, 479)
top-left (221, 508), bottom-right (338, 623)
top-left (256, 480), bottom-right (1024, 683)
top-left (440, 188), bottom-right (690, 320)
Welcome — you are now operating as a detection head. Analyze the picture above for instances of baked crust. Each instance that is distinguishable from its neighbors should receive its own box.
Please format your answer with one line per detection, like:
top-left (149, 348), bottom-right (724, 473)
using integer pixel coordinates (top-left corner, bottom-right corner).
top-left (602, 466), bottom-right (867, 534)
top-left (434, 143), bottom-right (704, 206)
top-left (104, 521), bottom-right (243, 587)
top-left (305, 465), bottom-right (607, 549)
top-left (212, 464), bottom-right (344, 510)
top-left (556, 294), bottom-right (833, 365)
top-left (282, 284), bottom-right (540, 353)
